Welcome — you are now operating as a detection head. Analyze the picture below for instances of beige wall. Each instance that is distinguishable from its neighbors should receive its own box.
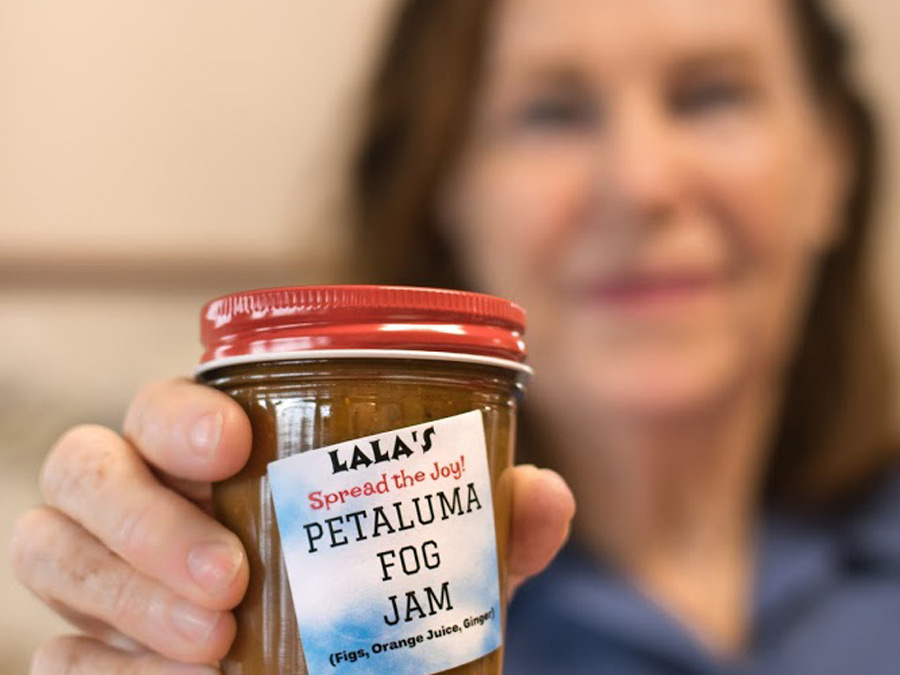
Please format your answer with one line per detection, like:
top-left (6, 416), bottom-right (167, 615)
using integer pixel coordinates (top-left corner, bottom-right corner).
top-left (1, 1), bottom-right (898, 671)
top-left (0, 0), bottom-right (394, 272)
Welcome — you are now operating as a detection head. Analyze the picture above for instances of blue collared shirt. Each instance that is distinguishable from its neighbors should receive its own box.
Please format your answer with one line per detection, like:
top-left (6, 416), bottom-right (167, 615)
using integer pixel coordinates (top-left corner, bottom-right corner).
top-left (505, 470), bottom-right (900, 674)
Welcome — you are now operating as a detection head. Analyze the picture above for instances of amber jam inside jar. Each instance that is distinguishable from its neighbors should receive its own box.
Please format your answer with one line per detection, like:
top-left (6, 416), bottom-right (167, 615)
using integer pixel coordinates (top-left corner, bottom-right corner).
top-left (197, 286), bottom-right (530, 675)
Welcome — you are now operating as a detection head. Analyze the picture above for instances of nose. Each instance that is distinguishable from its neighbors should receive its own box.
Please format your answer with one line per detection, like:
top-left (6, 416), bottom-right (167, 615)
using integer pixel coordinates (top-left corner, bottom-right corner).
top-left (601, 95), bottom-right (682, 228)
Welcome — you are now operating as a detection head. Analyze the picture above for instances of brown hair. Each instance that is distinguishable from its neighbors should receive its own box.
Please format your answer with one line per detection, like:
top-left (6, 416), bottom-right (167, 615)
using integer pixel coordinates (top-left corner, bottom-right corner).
top-left (349, 0), bottom-right (896, 511)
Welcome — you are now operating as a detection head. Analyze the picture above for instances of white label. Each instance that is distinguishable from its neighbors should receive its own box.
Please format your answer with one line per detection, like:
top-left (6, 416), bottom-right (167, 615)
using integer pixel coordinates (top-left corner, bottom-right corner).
top-left (267, 410), bottom-right (503, 674)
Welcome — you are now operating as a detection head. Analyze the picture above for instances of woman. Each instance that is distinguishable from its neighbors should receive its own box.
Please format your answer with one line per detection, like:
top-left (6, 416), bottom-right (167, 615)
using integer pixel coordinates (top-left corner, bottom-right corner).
top-left (12, 0), bottom-right (898, 672)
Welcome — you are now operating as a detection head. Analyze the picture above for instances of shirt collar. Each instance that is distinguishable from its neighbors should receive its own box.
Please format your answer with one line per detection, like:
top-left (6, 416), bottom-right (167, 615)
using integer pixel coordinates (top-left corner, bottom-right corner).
top-left (535, 545), bottom-right (727, 673)
top-left (752, 466), bottom-right (900, 643)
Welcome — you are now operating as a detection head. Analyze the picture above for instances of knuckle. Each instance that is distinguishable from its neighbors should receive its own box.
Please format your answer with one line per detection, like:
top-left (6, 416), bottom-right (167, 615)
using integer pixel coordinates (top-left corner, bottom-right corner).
top-left (10, 507), bottom-right (58, 586)
top-left (41, 425), bottom-right (124, 506)
top-left (123, 380), bottom-right (160, 433)
top-left (124, 377), bottom-right (184, 437)
top-left (12, 507), bottom-right (104, 603)
top-left (108, 567), bottom-right (150, 629)
top-left (112, 496), bottom-right (156, 559)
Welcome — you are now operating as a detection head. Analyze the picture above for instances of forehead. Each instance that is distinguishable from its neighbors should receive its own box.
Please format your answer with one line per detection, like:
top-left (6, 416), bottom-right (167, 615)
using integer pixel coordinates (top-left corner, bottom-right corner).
top-left (486, 0), bottom-right (796, 73)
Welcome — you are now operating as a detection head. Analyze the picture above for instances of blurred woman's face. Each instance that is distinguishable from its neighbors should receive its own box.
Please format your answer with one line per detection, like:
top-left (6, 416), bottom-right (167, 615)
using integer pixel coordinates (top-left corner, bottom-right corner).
top-left (442, 0), bottom-right (851, 422)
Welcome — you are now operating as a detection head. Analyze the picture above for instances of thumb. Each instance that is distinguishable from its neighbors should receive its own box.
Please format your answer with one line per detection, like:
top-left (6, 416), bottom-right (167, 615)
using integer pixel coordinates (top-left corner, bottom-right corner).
top-left (506, 465), bottom-right (576, 598)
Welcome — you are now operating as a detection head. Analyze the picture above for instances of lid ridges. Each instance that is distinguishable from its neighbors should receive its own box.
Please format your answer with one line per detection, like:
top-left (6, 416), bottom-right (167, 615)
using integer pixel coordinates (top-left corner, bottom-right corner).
top-left (203, 285), bottom-right (525, 331)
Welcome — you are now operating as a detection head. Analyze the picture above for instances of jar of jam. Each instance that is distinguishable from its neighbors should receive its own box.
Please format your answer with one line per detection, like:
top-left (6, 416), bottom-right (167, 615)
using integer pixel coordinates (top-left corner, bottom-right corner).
top-left (196, 286), bottom-right (531, 674)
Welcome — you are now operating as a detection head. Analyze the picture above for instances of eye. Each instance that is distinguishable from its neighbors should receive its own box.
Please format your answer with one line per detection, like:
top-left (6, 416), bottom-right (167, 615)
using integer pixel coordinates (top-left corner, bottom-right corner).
top-left (515, 93), bottom-right (599, 131)
top-left (671, 77), bottom-right (754, 117)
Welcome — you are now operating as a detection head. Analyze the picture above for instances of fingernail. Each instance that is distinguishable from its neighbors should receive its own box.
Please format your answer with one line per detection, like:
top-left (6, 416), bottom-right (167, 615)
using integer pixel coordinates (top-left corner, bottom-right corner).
top-left (170, 599), bottom-right (221, 643)
top-left (190, 412), bottom-right (223, 457)
top-left (188, 541), bottom-right (243, 596)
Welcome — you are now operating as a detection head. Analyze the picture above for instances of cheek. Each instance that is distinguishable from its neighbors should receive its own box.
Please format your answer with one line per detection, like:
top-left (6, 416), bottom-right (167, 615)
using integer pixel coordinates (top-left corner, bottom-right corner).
top-left (696, 106), bottom-right (838, 270)
top-left (694, 125), bottom-right (799, 263)
top-left (448, 146), bottom-right (595, 301)
top-left (693, 122), bottom-right (825, 369)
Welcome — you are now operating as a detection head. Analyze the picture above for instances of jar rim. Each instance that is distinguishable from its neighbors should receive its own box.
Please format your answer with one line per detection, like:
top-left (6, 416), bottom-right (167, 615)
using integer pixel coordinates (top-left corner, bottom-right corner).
top-left (195, 348), bottom-right (534, 380)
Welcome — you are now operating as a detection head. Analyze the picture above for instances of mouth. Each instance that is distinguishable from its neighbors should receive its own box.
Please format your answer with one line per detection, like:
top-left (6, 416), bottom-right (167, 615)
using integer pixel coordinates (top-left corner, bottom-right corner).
top-left (575, 270), bottom-right (728, 310)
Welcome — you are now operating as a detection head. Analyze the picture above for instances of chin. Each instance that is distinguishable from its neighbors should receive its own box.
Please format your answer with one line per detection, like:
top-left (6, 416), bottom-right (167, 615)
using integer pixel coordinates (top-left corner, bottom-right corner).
top-left (556, 337), bottom-right (747, 421)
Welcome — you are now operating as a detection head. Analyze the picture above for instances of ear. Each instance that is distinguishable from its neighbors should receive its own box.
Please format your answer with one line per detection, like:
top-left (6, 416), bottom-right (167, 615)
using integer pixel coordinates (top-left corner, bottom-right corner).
top-left (805, 108), bottom-right (856, 253)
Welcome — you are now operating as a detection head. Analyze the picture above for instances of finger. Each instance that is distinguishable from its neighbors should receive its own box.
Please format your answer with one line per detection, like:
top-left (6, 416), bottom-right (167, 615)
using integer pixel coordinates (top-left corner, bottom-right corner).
top-left (14, 509), bottom-right (148, 654)
top-left (123, 377), bottom-right (252, 483)
top-left (40, 425), bottom-right (248, 610)
top-left (43, 598), bottom-right (145, 653)
top-left (12, 507), bottom-right (234, 665)
top-left (506, 465), bottom-right (576, 596)
top-left (32, 635), bottom-right (220, 674)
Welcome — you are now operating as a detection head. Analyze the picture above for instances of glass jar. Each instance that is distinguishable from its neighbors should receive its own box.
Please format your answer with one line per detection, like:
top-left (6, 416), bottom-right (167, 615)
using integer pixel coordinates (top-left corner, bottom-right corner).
top-left (196, 286), bottom-right (530, 675)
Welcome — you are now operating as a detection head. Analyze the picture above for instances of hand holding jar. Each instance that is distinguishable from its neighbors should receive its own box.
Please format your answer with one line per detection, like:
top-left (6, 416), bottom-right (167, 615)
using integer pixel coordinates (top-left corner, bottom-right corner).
top-left (11, 288), bottom-right (575, 674)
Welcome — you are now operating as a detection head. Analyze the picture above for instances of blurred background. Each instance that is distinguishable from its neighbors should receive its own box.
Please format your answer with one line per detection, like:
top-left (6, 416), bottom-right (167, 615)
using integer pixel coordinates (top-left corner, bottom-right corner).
top-left (0, 0), bottom-right (897, 671)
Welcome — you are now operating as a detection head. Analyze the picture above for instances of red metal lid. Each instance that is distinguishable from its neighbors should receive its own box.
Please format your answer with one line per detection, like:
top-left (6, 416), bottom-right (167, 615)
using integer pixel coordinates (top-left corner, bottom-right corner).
top-left (199, 285), bottom-right (528, 369)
